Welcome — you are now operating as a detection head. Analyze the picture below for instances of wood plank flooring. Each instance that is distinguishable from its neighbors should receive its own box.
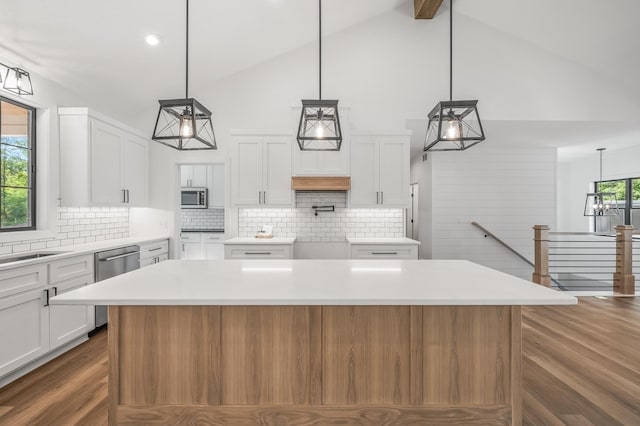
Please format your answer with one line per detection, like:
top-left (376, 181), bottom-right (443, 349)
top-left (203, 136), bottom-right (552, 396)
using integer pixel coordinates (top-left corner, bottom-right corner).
top-left (0, 297), bottom-right (638, 425)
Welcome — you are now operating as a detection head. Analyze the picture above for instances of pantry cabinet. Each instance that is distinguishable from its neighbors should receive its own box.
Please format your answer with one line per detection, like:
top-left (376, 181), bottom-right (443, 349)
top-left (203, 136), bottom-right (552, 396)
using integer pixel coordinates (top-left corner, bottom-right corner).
top-left (350, 134), bottom-right (410, 208)
top-left (232, 135), bottom-right (292, 207)
top-left (59, 107), bottom-right (149, 207)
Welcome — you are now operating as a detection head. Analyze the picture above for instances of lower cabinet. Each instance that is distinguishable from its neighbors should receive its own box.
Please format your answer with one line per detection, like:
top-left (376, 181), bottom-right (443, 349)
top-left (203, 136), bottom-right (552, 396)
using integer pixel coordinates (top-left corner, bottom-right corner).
top-left (224, 244), bottom-right (293, 259)
top-left (139, 240), bottom-right (170, 268)
top-left (180, 233), bottom-right (225, 260)
top-left (349, 244), bottom-right (419, 259)
top-left (0, 255), bottom-right (95, 380)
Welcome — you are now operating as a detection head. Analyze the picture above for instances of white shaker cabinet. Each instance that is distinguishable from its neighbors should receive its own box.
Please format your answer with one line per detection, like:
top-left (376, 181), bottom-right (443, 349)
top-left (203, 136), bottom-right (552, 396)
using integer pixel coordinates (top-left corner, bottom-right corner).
top-left (0, 265), bottom-right (49, 378)
top-left (181, 165), bottom-right (208, 188)
top-left (59, 107), bottom-right (149, 207)
top-left (139, 240), bottom-right (170, 267)
top-left (207, 164), bottom-right (225, 208)
top-left (350, 134), bottom-right (410, 208)
top-left (232, 135), bottom-right (292, 207)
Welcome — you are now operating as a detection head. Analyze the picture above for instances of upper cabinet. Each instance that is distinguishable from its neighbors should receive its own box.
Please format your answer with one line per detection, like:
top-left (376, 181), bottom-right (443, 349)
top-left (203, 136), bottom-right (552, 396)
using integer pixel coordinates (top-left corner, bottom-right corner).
top-left (59, 108), bottom-right (149, 207)
top-left (291, 107), bottom-right (350, 176)
top-left (350, 134), bottom-right (410, 208)
top-left (181, 164), bottom-right (225, 208)
top-left (232, 135), bottom-right (292, 207)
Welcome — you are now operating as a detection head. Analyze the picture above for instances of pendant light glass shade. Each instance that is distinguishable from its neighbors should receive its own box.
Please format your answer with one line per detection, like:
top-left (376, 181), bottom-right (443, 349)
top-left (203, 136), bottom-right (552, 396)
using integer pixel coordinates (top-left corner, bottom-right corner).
top-left (424, 0), bottom-right (484, 153)
top-left (152, 98), bottom-right (216, 150)
top-left (424, 100), bottom-right (484, 151)
top-left (297, 0), bottom-right (342, 151)
top-left (3, 67), bottom-right (33, 95)
top-left (297, 99), bottom-right (342, 151)
top-left (583, 148), bottom-right (620, 217)
top-left (151, 0), bottom-right (217, 150)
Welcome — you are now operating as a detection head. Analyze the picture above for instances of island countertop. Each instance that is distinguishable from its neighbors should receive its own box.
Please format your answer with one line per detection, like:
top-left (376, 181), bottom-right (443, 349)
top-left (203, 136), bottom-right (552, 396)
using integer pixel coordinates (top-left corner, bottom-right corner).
top-left (51, 259), bottom-right (576, 306)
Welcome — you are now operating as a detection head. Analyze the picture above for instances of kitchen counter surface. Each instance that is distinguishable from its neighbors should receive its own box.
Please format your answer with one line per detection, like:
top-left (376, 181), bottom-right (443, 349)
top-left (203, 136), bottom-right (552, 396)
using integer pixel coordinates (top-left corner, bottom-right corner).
top-left (224, 237), bottom-right (296, 245)
top-left (347, 237), bottom-right (420, 245)
top-left (51, 259), bottom-right (576, 306)
top-left (0, 235), bottom-right (170, 271)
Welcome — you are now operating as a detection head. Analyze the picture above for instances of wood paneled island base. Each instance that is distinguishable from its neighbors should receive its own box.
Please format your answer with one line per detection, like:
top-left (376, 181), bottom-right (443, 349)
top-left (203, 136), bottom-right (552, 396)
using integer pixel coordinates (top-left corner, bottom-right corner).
top-left (108, 305), bottom-right (521, 425)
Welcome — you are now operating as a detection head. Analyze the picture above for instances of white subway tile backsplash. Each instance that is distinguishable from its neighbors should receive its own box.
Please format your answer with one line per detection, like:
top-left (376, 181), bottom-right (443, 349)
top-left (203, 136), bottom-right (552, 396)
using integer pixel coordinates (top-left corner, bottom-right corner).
top-left (238, 192), bottom-right (404, 242)
top-left (181, 209), bottom-right (225, 230)
top-left (0, 207), bottom-right (130, 255)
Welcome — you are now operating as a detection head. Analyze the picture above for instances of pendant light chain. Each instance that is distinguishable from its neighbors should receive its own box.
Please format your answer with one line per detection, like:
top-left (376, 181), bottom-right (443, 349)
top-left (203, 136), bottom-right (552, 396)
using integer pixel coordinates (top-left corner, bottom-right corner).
top-left (449, 0), bottom-right (453, 102)
top-left (186, 0), bottom-right (189, 99)
top-left (319, 0), bottom-right (322, 100)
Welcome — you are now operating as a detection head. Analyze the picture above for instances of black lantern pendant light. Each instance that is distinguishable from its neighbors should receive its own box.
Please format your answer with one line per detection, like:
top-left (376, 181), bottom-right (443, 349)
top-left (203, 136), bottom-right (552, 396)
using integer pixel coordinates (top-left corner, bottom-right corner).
top-left (2, 66), bottom-right (34, 96)
top-left (584, 148), bottom-right (621, 217)
top-left (152, 0), bottom-right (217, 150)
top-left (297, 0), bottom-right (342, 151)
top-left (424, 0), bottom-right (485, 152)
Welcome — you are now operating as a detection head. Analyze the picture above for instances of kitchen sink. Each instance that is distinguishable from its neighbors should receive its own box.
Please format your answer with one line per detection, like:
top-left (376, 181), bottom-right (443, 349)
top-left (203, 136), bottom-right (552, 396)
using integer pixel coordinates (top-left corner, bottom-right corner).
top-left (0, 251), bottom-right (68, 265)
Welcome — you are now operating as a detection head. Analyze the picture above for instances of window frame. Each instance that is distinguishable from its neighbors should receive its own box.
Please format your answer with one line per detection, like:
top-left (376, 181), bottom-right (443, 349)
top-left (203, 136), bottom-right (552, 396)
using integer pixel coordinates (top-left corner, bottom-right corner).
top-left (594, 177), bottom-right (639, 229)
top-left (0, 96), bottom-right (37, 232)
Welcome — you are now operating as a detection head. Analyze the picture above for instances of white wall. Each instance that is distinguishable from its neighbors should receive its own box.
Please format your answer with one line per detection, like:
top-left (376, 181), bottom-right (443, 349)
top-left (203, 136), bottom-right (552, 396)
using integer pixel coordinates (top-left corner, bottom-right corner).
top-left (557, 144), bottom-right (640, 232)
top-left (410, 154), bottom-right (432, 259)
top-left (411, 144), bottom-right (556, 279)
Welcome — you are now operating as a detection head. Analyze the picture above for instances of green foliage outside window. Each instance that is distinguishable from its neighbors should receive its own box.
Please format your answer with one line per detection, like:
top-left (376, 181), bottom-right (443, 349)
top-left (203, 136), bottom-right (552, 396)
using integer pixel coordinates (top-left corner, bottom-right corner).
top-left (1, 138), bottom-right (30, 228)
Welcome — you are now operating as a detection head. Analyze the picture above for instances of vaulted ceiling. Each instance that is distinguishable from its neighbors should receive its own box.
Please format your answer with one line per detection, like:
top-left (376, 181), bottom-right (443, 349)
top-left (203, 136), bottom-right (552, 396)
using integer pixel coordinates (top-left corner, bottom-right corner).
top-left (1, 0), bottom-right (639, 149)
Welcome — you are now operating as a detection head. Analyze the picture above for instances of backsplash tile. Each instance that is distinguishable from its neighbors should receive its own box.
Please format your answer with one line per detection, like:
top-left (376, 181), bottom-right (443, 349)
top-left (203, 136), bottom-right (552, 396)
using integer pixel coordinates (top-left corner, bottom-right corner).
top-left (239, 192), bottom-right (404, 242)
top-left (0, 207), bottom-right (129, 254)
top-left (181, 209), bottom-right (225, 230)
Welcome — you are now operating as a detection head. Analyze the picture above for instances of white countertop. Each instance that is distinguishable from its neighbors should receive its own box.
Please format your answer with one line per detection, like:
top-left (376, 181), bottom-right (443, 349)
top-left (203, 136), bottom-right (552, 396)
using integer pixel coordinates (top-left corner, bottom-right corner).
top-left (224, 237), bottom-right (296, 245)
top-left (51, 259), bottom-right (577, 306)
top-left (347, 238), bottom-right (420, 245)
top-left (0, 235), bottom-right (170, 271)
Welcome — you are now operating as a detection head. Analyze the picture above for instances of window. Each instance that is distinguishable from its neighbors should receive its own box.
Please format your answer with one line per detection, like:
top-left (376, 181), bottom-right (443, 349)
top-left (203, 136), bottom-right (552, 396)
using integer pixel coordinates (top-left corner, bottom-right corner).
top-left (0, 97), bottom-right (36, 231)
top-left (594, 177), bottom-right (640, 232)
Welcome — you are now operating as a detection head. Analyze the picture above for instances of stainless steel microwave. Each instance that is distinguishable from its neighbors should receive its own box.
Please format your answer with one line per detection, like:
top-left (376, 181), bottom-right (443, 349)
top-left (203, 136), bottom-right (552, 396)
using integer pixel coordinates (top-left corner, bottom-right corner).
top-left (181, 188), bottom-right (208, 209)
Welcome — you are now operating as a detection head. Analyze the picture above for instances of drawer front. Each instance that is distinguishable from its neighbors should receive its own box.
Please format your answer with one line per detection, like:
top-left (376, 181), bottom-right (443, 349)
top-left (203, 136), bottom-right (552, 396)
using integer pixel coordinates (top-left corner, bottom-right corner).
top-left (140, 240), bottom-right (169, 260)
top-left (202, 233), bottom-right (225, 242)
top-left (49, 255), bottom-right (94, 284)
top-left (224, 245), bottom-right (292, 259)
top-left (0, 264), bottom-right (47, 299)
top-left (180, 233), bottom-right (201, 243)
top-left (140, 254), bottom-right (169, 268)
top-left (350, 245), bottom-right (418, 260)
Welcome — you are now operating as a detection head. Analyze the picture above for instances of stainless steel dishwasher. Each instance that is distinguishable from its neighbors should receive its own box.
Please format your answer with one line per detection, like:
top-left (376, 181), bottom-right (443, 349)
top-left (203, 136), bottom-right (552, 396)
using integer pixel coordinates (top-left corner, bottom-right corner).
top-left (94, 245), bottom-right (140, 328)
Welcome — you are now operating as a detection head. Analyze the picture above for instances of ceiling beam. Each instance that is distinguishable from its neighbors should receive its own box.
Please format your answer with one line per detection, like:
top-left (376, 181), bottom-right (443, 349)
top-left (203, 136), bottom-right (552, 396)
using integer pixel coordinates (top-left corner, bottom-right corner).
top-left (414, 0), bottom-right (444, 19)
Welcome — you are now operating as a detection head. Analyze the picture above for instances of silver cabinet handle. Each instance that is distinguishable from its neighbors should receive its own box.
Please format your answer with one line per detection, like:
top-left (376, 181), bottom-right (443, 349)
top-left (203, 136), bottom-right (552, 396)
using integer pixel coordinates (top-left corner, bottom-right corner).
top-left (258, 191), bottom-right (262, 204)
top-left (263, 191), bottom-right (266, 204)
top-left (122, 189), bottom-right (127, 203)
top-left (244, 252), bottom-right (271, 255)
top-left (43, 289), bottom-right (50, 306)
top-left (372, 252), bottom-right (398, 255)
top-left (376, 192), bottom-right (379, 204)
top-left (149, 247), bottom-right (162, 252)
top-left (52, 286), bottom-right (58, 296)
top-left (126, 189), bottom-right (130, 204)
top-left (381, 192), bottom-right (383, 204)
top-left (100, 251), bottom-right (140, 262)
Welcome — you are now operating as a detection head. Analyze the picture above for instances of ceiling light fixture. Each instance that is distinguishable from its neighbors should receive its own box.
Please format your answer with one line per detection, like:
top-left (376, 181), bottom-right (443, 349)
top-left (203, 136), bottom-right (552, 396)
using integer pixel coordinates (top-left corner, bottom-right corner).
top-left (145, 34), bottom-right (160, 46)
top-left (151, 0), bottom-right (217, 150)
top-left (1, 64), bottom-right (34, 96)
top-left (296, 0), bottom-right (342, 151)
top-left (423, 0), bottom-right (484, 153)
top-left (584, 148), bottom-right (620, 217)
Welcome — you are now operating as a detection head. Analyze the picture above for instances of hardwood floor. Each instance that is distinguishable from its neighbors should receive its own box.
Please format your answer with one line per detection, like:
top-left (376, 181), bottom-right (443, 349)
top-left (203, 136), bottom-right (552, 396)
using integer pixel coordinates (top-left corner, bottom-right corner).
top-left (0, 297), bottom-right (638, 425)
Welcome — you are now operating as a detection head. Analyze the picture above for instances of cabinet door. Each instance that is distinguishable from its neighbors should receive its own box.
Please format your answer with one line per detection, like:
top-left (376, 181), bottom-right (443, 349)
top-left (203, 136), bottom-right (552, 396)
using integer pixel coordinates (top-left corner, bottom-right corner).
top-left (90, 119), bottom-right (124, 205)
top-left (181, 165), bottom-right (192, 187)
top-left (49, 274), bottom-right (95, 350)
top-left (378, 136), bottom-right (410, 207)
top-left (192, 165), bottom-right (208, 187)
top-left (263, 137), bottom-right (292, 206)
top-left (0, 289), bottom-right (49, 377)
top-left (208, 164), bottom-right (225, 208)
top-left (234, 137), bottom-right (262, 205)
top-left (350, 137), bottom-right (380, 207)
top-left (140, 257), bottom-right (156, 268)
top-left (181, 242), bottom-right (204, 260)
top-left (122, 135), bottom-right (149, 207)
top-left (204, 243), bottom-right (224, 260)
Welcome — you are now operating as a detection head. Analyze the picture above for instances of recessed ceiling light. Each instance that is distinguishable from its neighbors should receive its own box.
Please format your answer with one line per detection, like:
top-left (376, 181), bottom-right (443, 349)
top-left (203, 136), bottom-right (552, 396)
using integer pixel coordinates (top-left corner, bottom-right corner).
top-left (145, 34), bottom-right (160, 46)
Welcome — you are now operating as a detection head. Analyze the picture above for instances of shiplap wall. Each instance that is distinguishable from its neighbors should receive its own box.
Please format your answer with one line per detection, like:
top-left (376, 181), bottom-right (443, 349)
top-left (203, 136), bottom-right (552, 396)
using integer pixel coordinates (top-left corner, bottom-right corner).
top-left (428, 145), bottom-right (557, 280)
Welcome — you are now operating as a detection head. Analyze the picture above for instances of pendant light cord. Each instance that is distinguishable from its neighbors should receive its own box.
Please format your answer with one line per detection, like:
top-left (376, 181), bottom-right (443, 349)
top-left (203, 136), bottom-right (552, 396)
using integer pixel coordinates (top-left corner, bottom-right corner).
top-left (449, 0), bottom-right (453, 102)
top-left (319, 0), bottom-right (322, 100)
top-left (186, 0), bottom-right (189, 99)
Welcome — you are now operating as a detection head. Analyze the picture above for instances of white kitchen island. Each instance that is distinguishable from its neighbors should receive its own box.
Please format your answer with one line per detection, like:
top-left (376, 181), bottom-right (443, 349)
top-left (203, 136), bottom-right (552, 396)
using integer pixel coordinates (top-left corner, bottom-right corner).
top-left (52, 259), bottom-right (576, 425)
